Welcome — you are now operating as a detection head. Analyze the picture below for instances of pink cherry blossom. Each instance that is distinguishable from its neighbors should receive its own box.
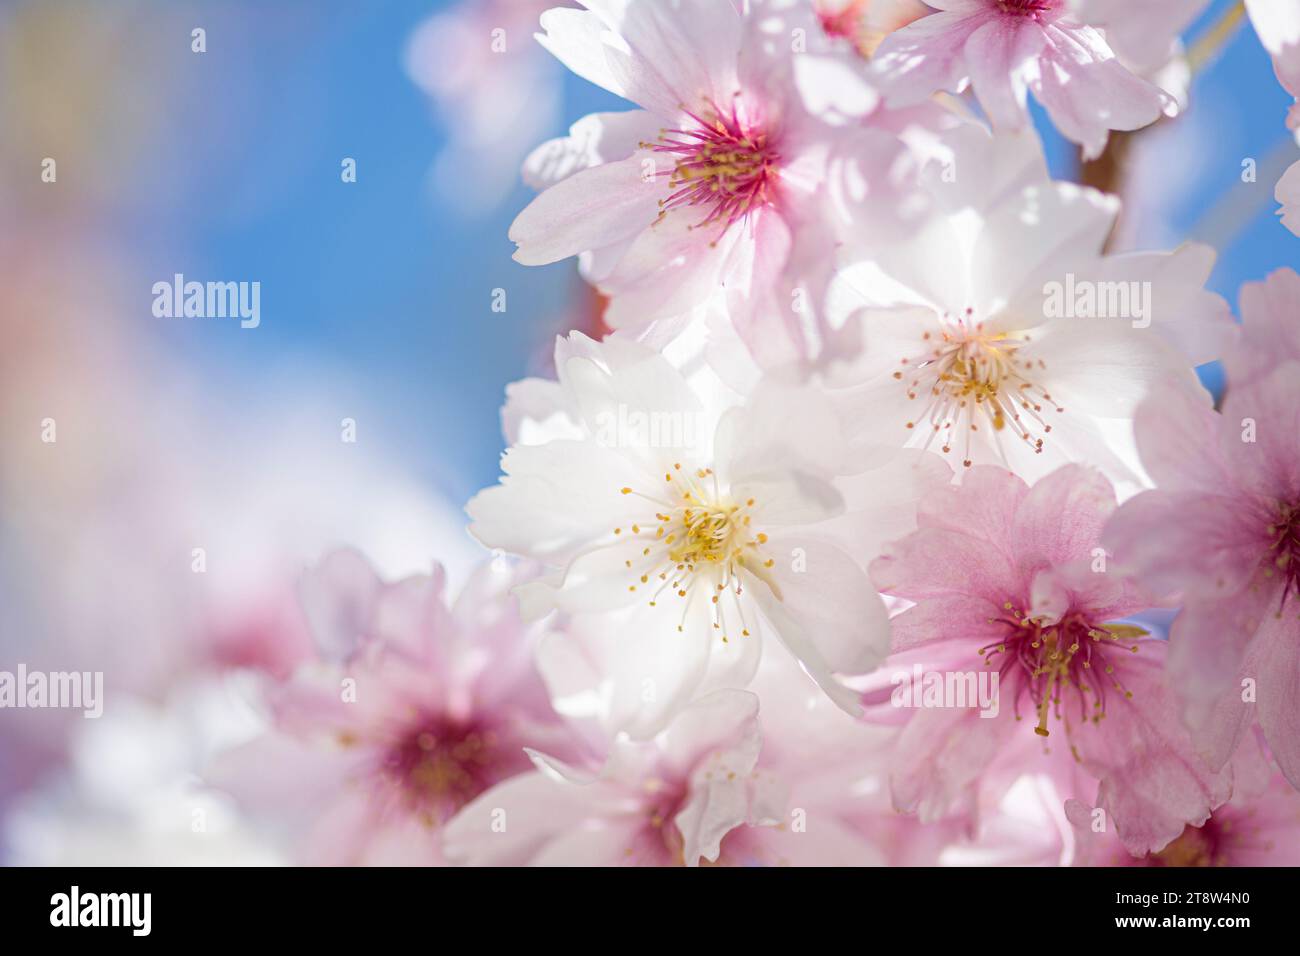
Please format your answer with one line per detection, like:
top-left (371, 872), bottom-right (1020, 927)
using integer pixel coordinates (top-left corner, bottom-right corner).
top-left (1103, 363), bottom-right (1300, 790)
top-left (445, 652), bottom-right (1048, 866)
top-left (1069, 734), bottom-right (1300, 865)
top-left (1226, 266), bottom-right (1300, 382)
top-left (871, 0), bottom-right (1176, 159)
top-left (509, 0), bottom-right (925, 366)
top-left (442, 689), bottom-right (786, 866)
top-left (868, 464), bottom-right (1234, 855)
top-left (208, 551), bottom-right (581, 865)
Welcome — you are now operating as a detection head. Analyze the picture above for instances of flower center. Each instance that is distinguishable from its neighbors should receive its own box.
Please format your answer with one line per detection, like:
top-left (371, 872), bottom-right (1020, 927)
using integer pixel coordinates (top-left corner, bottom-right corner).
top-left (378, 719), bottom-right (500, 825)
top-left (979, 605), bottom-right (1147, 740)
top-left (642, 97), bottom-right (780, 243)
top-left (1267, 502), bottom-right (1300, 609)
top-left (616, 463), bottom-right (775, 642)
top-left (893, 309), bottom-right (1064, 467)
top-left (1150, 820), bottom-right (1224, 867)
top-left (997, 0), bottom-right (1054, 18)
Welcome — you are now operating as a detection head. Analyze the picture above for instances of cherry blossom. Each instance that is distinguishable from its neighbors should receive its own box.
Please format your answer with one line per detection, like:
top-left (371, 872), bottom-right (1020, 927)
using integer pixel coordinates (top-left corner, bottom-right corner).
top-left (509, 0), bottom-right (927, 366)
top-left (828, 122), bottom-right (1234, 483)
top-left (208, 551), bottom-right (578, 865)
top-left (868, 464), bottom-right (1234, 854)
top-left (468, 332), bottom-right (946, 735)
top-left (1103, 364), bottom-right (1300, 790)
top-left (1068, 735), bottom-right (1300, 865)
top-left (871, 0), bottom-right (1177, 159)
top-left (442, 689), bottom-right (784, 866)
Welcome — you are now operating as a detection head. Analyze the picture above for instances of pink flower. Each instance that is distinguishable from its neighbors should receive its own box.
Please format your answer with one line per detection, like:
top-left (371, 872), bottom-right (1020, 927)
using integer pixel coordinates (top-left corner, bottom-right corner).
top-left (1103, 364), bottom-right (1300, 790)
top-left (1226, 267), bottom-right (1300, 382)
top-left (868, 464), bottom-right (1234, 855)
top-left (208, 551), bottom-right (580, 865)
top-left (1276, 159), bottom-right (1300, 237)
top-left (871, 0), bottom-right (1175, 159)
top-left (509, 0), bottom-right (920, 365)
top-left (445, 654), bottom-right (1006, 867)
top-left (442, 689), bottom-right (786, 866)
top-left (1069, 735), bottom-right (1300, 865)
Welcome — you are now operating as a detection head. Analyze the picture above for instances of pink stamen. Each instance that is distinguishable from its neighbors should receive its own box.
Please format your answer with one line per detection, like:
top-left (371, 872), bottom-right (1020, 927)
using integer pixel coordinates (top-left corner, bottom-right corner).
top-left (978, 607), bottom-right (1144, 740)
top-left (997, 0), bottom-right (1054, 18)
top-left (642, 97), bottom-right (780, 243)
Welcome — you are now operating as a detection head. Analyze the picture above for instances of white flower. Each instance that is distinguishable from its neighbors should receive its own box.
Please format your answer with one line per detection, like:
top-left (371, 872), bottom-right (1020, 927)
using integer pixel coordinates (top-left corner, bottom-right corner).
top-left (1247, 0), bottom-right (1300, 131)
top-left (1245, 0), bottom-right (1300, 237)
top-left (467, 332), bottom-right (934, 736)
top-left (826, 122), bottom-right (1235, 484)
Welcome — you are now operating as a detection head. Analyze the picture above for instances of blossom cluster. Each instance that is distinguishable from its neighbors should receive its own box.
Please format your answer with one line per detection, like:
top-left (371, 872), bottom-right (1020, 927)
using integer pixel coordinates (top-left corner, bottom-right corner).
top-left (210, 0), bottom-right (1300, 866)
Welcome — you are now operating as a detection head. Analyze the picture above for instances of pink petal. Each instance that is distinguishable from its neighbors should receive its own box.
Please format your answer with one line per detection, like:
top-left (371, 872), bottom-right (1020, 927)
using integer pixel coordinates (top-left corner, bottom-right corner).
top-left (1072, 643), bottom-right (1233, 856)
top-left (1010, 464), bottom-right (1116, 575)
top-left (1031, 24), bottom-right (1171, 160)
top-left (1220, 361), bottom-right (1300, 504)
top-left (1167, 580), bottom-right (1280, 744)
top-left (509, 156), bottom-right (665, 266)
top-left (1103, 489), bottom-right (1264, 599)
top-left (1233, 266), bottom-right (1300, 379)
top-left (1251, 608), bottom-right (1300, 788)
top-left (872, 9), bottom-right (985, 107)
top-left (963, 16), bottom-right (1044, 130)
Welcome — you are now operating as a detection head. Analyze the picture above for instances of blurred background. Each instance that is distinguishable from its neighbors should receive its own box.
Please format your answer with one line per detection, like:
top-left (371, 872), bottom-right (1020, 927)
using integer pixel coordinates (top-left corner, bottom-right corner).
top-left (0, 0), bottom-right (1295, 863)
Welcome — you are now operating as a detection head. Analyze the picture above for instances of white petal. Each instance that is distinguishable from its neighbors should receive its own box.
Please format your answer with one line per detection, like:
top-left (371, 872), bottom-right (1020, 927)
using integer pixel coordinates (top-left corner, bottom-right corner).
top-left (757, 534), bottom-right (892, 676)
top-left (973, 182), bottom-right (1118, 323)
top-left (535, 7), bottom-right (635, 100)
top-left (465, 440), bottom-right (635, 562)
top-left (521, 110), bottom-right (662, 191)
